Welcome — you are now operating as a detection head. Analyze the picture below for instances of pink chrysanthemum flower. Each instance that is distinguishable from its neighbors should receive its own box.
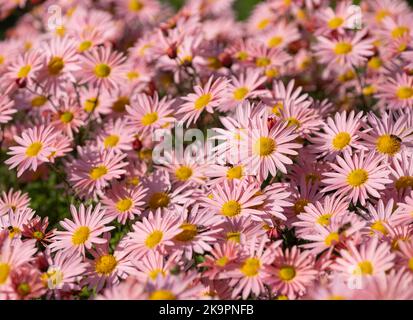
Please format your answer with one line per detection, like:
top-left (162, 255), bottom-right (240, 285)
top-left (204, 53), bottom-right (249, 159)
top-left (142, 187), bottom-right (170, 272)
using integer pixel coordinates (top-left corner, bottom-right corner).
top-left (258, 19), bottom-right (300, 49)
top-left (332, 238), bottom-right (395, 278)
top-left (96, 276), bottom-right (145, 300)
top-left (7, 266), bottom-right (46, 300)
top-left (131, 250), bottom-right (179, 282)
top-left (50, 203), bottom-right (114, 256)
top-left (178, 76), bottom-right (228, 127)
top-left (393, 191), bottom-right (413, 226)
top-left (67, 148), bottom-right (128, 198)
top-left (322, 151), bottom-right (392, 205)
top-left (79, 85), bottom-right (113, 118)
top-left (0, 208), bottom-right (35, 241)
top-left (125, 93), bottom-right (175, 135)
top-left (397, 239), bottom-right (413, 272)
top-left (201, 241), bottom-right (240, 280)
top-left (315, 0), bottom-right (354, 35)
top-left (0, 189), bottom-right (30, 216)
top-left (217, 216), bottom-right (266, 245)
top-left (386, 151), bottom-right (413, 201)
top-left (376, 73), bottom-right (413, 109)
top-left (0, 95), bottom-right (17, 124)
top-left (269, 246), bottom-right (318, 299)
top-left (362, 199), bottom-right (397, 237)
top-left (101, 182), bottom-right (147, 224)
top-left (310, 110), bottom-right (366, 160)
top-left (5, 125), bottom-right (58, 177)
top-left (120, 209), bottom-right (181, 259)
top-left (78, 46), bottom-right (128, 91)
top-left (50, 97), bottom-right (86, 139)
top-left (96, 118), bottom-right (135, 153)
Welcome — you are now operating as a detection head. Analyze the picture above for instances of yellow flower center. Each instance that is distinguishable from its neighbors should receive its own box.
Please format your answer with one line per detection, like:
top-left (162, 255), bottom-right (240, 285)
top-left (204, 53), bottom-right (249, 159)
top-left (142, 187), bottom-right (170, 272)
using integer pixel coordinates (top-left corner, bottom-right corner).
top-left (175, 166), bottom-right (193, 181)
top-left (215, 256), bottom-right (229, 267)
top-left (324, 232), bottom-right (339, 246)
top-left (78, 40), bottom-right (92, 52)
top-left (112, 96), bottom-right (130, 113)
top-left (26, 142), bottom-right (43, 157)
top-left (31, 95), bottom-right (47, 108)
top-left (149, 290), bottom-right (176, 300)
top-left (362, 85), bottom-right (376, 96)
top-left (256, 57), bottom-right (271, 67)
top-left (317, 214), bottom-right (332, 226)
top-left (265, 68), bottom-right (279, 78)
top-left (127, 71), bottom-right (140, 80)
top-left (376, 134), bottom-right (401, 156)
top-left (254, 137), bottom-right (276, 156)
top-left (48, 56), bottom-right (65, 75)
top-left (104, 135), bottom-right (120, 148)
top-left (60, 111), bottom-right (74, 124)
top-left (194, 93), bottom-right (212, 110)
top-left (268, 36), bottom-right (284, 48)
top-left (145, 230), bottom-right (163, 249)
top-left (116, 198), bottom-right (133, 212)
top-left (226, 231), bottom-right (241, 243)
top-left (17, 65), bottom-right (31, 78)
top-left (257, 18), bottom-right (270, 30)
top-left (221, 200), bottom-right (241, 217)
top-left (293, 199), bottom-right (309, 215)
top-left (94, 63), bottom-right (111, 78)
top-left (149, 268), bottom-right (165, 280)
top-left (89, 165), bottom-right (108, 180)
top-left (174, 223), bottom-right (198, 242)
top-left (395, 176), bottom-right (413, 190)
top-left (354, 261), bottom-right (373, 276)
top-left (141, 112), bottom-right (158, 126)
top-left (84, 97), bottom-right (98, 112)
top-left (286, 117), bottom-right (301, 128)
top-left (334, 42), bottom-right (353, 55)
top-left (240, 258), bottom-right (260, 277)
top-left (368, 57), bottom-right (382, 70)
top-left (332, 132), bottom-right (351, 150)
top-left (128, 0), bottom-right (144, 11)
top-left (396, 86), bottom-right (413, 99)
top-left (72, 226), bottom-right (90, 245)
top-left (347, 169), bottom-right (368, 187)
top-left (408, 258), bottom-right (413, 271)
top-left (371, 220), bottom-right (387, 234)
top-left (272, 101), bottom-right (284, 116)
top-left (236, 51), bottom-right (249, 61)
top-left (278, 266), bottom-right (296, 281)
top-left (375, 9), bottom-right (390, 22)
top-left (226, 166), bottom-right (243, 179)
top-left (95, 254), bottom-right (117, 275)
top-left (391, 26), bottom-right (409, 39)
top-left (328, 17), bottom-right (344, 29)
top-left (148, 192), bottom-right (170, 209)
top-left (233, 87), bottom-right (249, 101)
top-left (17, 283), bottom-right (31, 296)
top-left (0, 263), bottom-right (10, 284)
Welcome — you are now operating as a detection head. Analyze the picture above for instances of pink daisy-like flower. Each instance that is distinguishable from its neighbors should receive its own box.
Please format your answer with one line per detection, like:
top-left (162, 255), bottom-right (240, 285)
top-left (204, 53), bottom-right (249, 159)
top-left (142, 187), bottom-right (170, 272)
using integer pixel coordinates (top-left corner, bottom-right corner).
top-left (131, 250), bottom-right (179, 282)
top-left (49, 203), bottom-right (114, 256)
top-left (315, 0), bottom-right (354, 35)
top-left (120, 209), bottom-right (181, 259)
top-left (96, 118), bottom-right (135, 153)
top-left (322, 151), bottom-right (392, 205)
top-left (332, 238), bottom-right (395, 278)
top-left (362, 199), bottom-right (397, 237)
top-left (376, 73), bottom-right (413, 109)
top-left (101, 182), bottom-right (147, 224)
top-left (125, 93), bottom-right (175, 136)
top-left (0, 188), bottom-right (30, 216)
top-left (386, 151), bottom-right (413, 200)
top-left (67, 148), bottom-right (128, 198)
top-left (258, 19), bottom-right (300, 49)
top-left (50, 97), bottom-right (86, 139)
top-left (78, 46), bottom-right (128, 91)
top-left (269, 246), bottom-right (318, 299)
top-left (96, 276), bottom-right (145, 300)
top-left (0, 95), bottom-right (17, 124)
top-left (5, 125), bottom-right (58, 177)
top-left (178, 76), bottom-right (228, 127)
top-left (393, 191), bottom-right (413, 226)
top-left (6, 266), bottom-right (46, 300)
top-left (201, 241), bottom-right (240, 280)
top-left (315, 30), bottom-right (373, 69)
top-left (310, 110), bottom-right (366, 160)
top-left (0, 208), bottom-right (36, 241)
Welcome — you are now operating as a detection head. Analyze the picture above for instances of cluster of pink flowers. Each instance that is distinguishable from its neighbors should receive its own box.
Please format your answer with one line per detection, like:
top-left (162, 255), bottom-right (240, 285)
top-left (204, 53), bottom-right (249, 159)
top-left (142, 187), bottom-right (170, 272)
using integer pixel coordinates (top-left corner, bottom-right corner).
top-left (1, 0), bottom-right (413, 300)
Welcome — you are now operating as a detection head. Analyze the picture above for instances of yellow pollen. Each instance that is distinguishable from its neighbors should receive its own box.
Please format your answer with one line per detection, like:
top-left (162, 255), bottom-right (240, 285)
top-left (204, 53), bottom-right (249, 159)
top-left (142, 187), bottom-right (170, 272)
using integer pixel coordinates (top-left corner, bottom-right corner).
top-left (0, 263), bottom-right (10, 284)
top-left (17, 283), bottom-right (31, 296)
top-left (354, 261), bottom-right (373, 276)
top-left (371, 220), bottom-right (387, 234)
top-left (26, 142), bottom-right (43, 157)
top-left (175, 166), bottom-right (193, 181)
top-left (112, 96), bottom-right (129, 113)
top-left (256, 57), bottom-right (271, 67)
top-left (375, 10), bottom-right (390, 22)
top-left (332, 132), bottom-right (351, 150)
top-left (84, 97), bottom-right (98, 112)
top-left (60, 111), bottom-right (74, 124)
top-left (31, 95), bottom-right (47, 108)
top-left (395, 176), bottom-right (413, 190)
top-left (127, 71), bottom-right (140, 80)
top-left (89, 165), bottom-right (108, 180)
top-left (376, 134), bottom-right (401, 156)
top-left (368, 57), bottom-right (382, 70)
top-left (72, 226), bottom-right (90, 245)
top-left (347, 169), bottom-right (368, 187)
top-left (94, 63), bottom-right (111, 78)
top-left (240, 258), bottom-right (260, 277)
top-left (149, 290), bottom-right (176, 300)
top-left (115, 198), bottom-right (133, 212)
top-left (128, 0), bottom-right (144, 12)
top-left (226, 166), bottom-right (243, 180)
top-left (362, 85), bottom-right (376, 96)
top-left (33, 230), bottom-right (44, 240)
top-left (104, 135), bottom-right (120, 148)
top-left (149, 268), bottom-right (165, 280)
top-left (338, 70), bottom-right (355, 82)
top-left (17, 65), bottom-right (31, 78)
top-left (272, 101), bottom-right (284, 116)
top-left (286, 117), bottom-right (301, 128)
top-left (324, 232), bottom-right (339, 246)
top-left (194, 93), bottom-right (212, 110)
top-left (174, 223), bottom-right (198, 242)
top-left (78, 41), bottom-right (92, 52)
top-left (293, 199), bottom-right (309, 215)
top-left (265, 68), bottom-right (279, 78)
top-left (236, 51), bottom-right (249, 61)
top-left (226, 231), bottom-right (241, 243)
top-left (95, 255), bottom-right (117, 275)
top-left (408, 258), bottom-right (413, 271)
top-left (268, 36), bottom-right (283, 48)
top-left (277, 295), bottom-right (289, 300)
top-left (215, 256), bottom-right (229, 267)
top-left (278, 266), bottom-right (296, 281)
top-left (329, 295), bottom-right (346, 300)
top-left (334, 42), bottom-right (353, 55)
top-left (328, 17), bottom-right (344, 29)
top-left (254, 137), bottom-right (276, 156)
top-left (55, 26), bottom-right (65, 37)
top-left (233, 87), bottom-right (249, 101)
top-left (396, 86), bottom-right (413, 100)
top-left (221, 200), bottom-right (242, 217)
top-left (391, 26), bottom-right (409, 39)
top-left (141, 112), bottom-right (158, 126)
top-left (257, 18), bottom-right (270, 30)
top-left (145, 230), bottom-right (163, 249)
top-left (47, 56), bottom-right (64, 75)
top-left (148, 192), bottom-right (170, 209)
top-left (317, 214), bottom-right (332, 226)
